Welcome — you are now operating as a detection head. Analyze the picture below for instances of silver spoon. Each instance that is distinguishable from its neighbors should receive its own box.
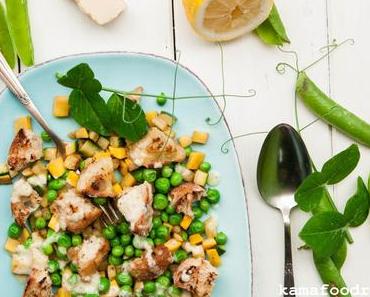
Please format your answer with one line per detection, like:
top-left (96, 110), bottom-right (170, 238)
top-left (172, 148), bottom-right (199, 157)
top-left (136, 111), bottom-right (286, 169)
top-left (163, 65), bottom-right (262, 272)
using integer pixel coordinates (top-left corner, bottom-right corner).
top-left (257, 123), bottom-right (312, 297)
top-left (0, 52), bottom-right (65, 156)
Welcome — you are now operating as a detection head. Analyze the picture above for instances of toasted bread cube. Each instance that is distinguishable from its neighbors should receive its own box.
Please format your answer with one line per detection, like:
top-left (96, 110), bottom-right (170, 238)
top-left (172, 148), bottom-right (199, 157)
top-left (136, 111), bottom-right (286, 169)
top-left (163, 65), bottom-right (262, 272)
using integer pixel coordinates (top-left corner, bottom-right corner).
top-left (178, 136), bottom-right (192, 148)
top-left (53, 96), bottom-right (69, 117)
top-left (43, 148), bottom-right (57, 161)
top-left (47, 157), bottom-right (66, 179)
top-left (75, 127), bottom-right (89, 139)
top-left (192, 131), bottom-right (209, 144)
top-left (64, 154), bottom-right (81, 170)
top-left (14, 116), bottom-right (32, 133)
top-left (187, 152), bottom-right (205, 170)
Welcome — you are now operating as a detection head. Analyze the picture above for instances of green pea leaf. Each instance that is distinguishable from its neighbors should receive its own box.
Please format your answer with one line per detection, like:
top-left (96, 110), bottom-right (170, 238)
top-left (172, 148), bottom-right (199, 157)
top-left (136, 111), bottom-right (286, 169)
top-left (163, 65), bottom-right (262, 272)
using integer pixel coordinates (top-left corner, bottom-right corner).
top-left (255, 4), bottom-right (290, 46)
top-left (344, 177), bottom-right (370, 227)
top-left (331, 241), bottom-right (347, 270)
top-left (299, 212), bottom-right (348, 258)
top-left (295, 172), bottom-right (327, 212)
top-left (107, 93), bottom-right (148, 142)
top-left (69, 89), bottom-right (110, 136)
top-left (321, 144), bottom-right (360, 185)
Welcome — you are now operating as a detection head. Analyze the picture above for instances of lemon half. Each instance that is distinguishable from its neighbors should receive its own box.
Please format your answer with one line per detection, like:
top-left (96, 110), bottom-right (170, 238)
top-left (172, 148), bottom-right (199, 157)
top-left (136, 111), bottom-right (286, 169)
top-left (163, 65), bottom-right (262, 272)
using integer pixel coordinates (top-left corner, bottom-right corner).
top-left (183, 0), bottom-right (274, 42)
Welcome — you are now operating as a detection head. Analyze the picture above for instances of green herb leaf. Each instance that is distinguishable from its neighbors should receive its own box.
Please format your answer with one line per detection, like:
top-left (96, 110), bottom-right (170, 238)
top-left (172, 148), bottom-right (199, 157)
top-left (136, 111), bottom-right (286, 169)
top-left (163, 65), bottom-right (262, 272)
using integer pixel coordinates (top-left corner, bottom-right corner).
top-left (69, 89), bottom-right (110, 136)
top-left (255, 4), bottom-right (290, 46)
top-left (344, 177), bottom-right (370, 227)
top-left (107, 93), bottom-right (148, 142)
top-left (295, 172), bottom-right (327, 212)
top-left (299, 212), bottom-right (348, 258)
top-left (57, 63), bottom-right (102, 93)
top-left (321, 144), bottom-right (360, 185)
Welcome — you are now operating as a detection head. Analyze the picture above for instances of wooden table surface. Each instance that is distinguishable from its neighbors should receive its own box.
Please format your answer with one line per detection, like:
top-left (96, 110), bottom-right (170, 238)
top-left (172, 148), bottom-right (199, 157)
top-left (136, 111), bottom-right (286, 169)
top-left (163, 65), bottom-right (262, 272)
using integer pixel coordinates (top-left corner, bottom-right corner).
top-left (3, 0), bottom-right (370, 296)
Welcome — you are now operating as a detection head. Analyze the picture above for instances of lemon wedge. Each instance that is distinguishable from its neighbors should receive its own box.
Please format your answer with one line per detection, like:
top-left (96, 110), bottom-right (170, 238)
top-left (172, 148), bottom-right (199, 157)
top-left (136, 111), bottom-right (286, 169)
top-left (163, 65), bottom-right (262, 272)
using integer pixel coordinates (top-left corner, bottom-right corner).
top-left (183, 0), bottom-right (274, 41)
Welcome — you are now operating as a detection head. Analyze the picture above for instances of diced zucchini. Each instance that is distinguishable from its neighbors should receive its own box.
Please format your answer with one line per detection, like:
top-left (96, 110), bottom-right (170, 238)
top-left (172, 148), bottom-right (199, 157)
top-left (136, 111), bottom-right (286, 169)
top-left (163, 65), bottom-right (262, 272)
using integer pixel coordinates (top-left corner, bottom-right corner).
top-left (79, 140), bottom-right (101, 158)
top-left (97, 137), bottom-right (110, 150)
top-left (109, 136), bottom-right (123, 148)
top-left (0, 163), bottom-right (9, 176)
top-left (0, 174), bottom-right (12, 184)
top-left (14, 116), bottom-right (32, 133)
top-left (65, 142), bottom-right (77, 156)
top-left (75, 128), bottom-right (89, 139)
top-left (89, 131), bottom-right (100, 142)
top-left (53, 96), bottom-right (69, 117)
top-left (21, 168), bottom-right (34, 177)
top-left (31, 161), bottom-right (47, 175)
top-left (64, 154), bottom-right (81, 170)
top-left (43, 147), bottom-right (57, 161)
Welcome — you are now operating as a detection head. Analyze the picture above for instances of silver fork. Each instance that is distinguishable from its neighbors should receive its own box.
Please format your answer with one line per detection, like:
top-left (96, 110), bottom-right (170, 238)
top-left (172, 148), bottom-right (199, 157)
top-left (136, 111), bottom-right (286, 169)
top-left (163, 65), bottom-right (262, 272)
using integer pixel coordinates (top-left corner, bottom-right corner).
top-left (0, 52), bottom-right (66, 157)
top-left (98, 201), bottom-right (123, 227)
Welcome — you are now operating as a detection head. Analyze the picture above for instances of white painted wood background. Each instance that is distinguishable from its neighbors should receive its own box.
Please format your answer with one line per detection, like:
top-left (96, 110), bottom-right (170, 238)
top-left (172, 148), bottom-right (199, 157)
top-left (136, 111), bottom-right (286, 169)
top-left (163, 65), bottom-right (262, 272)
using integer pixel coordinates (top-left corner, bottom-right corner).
top-left (3, 0), bottom-right (370, 296)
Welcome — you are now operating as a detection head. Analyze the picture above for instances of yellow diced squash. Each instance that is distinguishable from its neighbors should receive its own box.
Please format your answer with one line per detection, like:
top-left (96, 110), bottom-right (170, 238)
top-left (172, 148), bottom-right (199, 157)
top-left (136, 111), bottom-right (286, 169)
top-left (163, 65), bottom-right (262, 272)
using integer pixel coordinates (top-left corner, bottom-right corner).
top-left (121, 173), bottom-right (136, 188)
top-left (180, 215), bottom-right (193, 230)
top-left (125, 158), bottom-right (137, 171)
top-left (187, 152), bottom-right (205, 170)
top-left (67, 171), bottom-right (79, 187)
top-left (56, 288), bottom-right (71, 297)
top-left (48, 215), bottom-right (60, 231)
top-left (75, 127), bottom-right (89, 139)
top-left (19, 228), bottom-right (30, 243)
top-left (113, 183), bottom-right (123, 196)
top-left (194, 170), bottom-right (208, 186)
top-left (202, 238), bottom-right (217, 250)
top-left (5, 238), bottom-right (20, 253)
top-left (53, 96), bottom-right (70, 117)
top-left (109, 146), bottom-right (127, 159)
top-left (192, 131), bottom-right (209, 144)
top-left (14, 116), bottom-right (32, 133)
top-left (119, 161), bottom-right (129, 176)
top-left (206, 249), bottom-right (222, 267)
top-left (94, 151), bottom-right (111, 160)
top-left (164, 239), bottom-right (182, 252)
top-left (47, 157), bottom-right (66, 178)
top-left (145, 111), bottom-right (158, 127)
top-left (189, 234), bottom-right (203, 245)
top-left (178, 136), bottom-right (192, 148)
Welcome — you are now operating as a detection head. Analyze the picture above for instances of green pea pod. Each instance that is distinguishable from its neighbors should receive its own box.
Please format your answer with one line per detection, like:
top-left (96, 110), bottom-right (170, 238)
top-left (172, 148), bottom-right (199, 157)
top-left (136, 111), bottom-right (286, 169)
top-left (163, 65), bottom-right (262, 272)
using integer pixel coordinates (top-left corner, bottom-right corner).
top-left (331, 241), bottom-right (347, 270)
top-left (6, 0), bottom-right (34, 66)
top-left (296, 72), bottom-right (370, 147)
top-left (313, 253), bottom-right (351, 297)
top-left (0, 2), bottom-right (15, 68)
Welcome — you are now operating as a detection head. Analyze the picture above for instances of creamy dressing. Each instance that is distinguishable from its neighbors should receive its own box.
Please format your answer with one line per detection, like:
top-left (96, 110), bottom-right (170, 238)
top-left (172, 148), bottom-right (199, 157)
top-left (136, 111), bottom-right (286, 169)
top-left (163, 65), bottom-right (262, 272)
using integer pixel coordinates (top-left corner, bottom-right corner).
top-left (78, 236), bottom-right (105, 266)
top-left (132, 235), bottom-right (156, 268)
top-left (63, 270), bottom-right (100, 294)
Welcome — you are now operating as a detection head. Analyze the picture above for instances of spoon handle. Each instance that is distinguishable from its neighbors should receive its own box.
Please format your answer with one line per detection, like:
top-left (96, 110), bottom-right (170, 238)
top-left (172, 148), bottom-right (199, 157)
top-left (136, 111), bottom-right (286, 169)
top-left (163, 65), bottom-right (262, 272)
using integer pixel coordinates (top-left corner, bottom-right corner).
top-left (282, 210), bottom-right (295, 297)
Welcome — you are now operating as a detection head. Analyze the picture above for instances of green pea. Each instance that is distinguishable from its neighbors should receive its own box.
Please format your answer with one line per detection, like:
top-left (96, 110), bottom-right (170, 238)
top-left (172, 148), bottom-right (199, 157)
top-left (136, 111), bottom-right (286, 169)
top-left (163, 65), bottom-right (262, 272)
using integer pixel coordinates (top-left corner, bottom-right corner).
top-left (48, 178), bottom-right (66, 191)
top-left (79, 160), bottom-right (86, 170)
top-left (144, 281), bottom-right (156, 294)
top-left (169, 214), bottom-right (182, 226)
top-left (48, 259), bottom-right (59, 273)
top-left (174, 249), bottom-right (188, 263)
top-left (103, 225), bottom-right (117, 240)
top-left (161, 212), bottom-right (169, 222)
top-left (72, 234), bottom-right (82, 246)
top-left (35, 217), bottom-right (46, 229)
top-left (42, 243), bottom-right (53, 256)
top-left (154, 238), bottom-right (165, 246)
top-left (40, 131), bottom-right (51, 142)
top-left (58, 233), bottom-right (72, 248)
top-left (161, 166), bottom-right (173, 178)
top-left (120, 234), bottom-right (132, 246)
top-left (149, 229), bottom-right (156, 239)
top-left (170, 172), bottom-right (183, 187)
top-left (143, 169), bottom-right (157, 183)
top-left (152, 216), bottom-right (162, 229)
top-left (135, 249), bottom-right (142, 257)
top-left (0, 3), bottom-right (16, 68)
top-left (7, 222), bottom-right (22, 239)
top-left (155, 177), bottom-right (171, 194)
top-left (6, 0), bottom-right (34, 66)
top-left (146, 238), bottom-right (154, 246)
top-left (84, 294), bottom-right (99, 297)
top-left (132, 169), bottom-right (144, 183)
top-left (192, 206), bottom-right (203, 219)
top-left (199, 199), bottom-right (210, 213)
top-left (120, 285), bottom-right (133, 294)
top-left (43, 209), bottom-right (51, 221)
top-left (70, 262), bottom-right (79, 273)
top-left (23, 238), bottom-right (32, 249)
top-left (215, 232), bottom-right (228, 245)
top-left (124, 245), bottom-right (135, 257)
top-left (93, 197), bottom-right (107, 205)
top-left (50, 273), bottom-right (62, 287)
top-left (112, 245), bottom-right (124, 257)
top-left (207, 188), bottom-right (220, 204)
top-left (156, 92), bottom-right (167, 106)
top-left (168, 286), bottom-right (182, 296)
top-left (156, 225), bottom-right (169, 240)
top-left (199, 162), bottom-right (211, 172)
top-left (108, 255), bottom-right (123, 266)
top-left (153, 193), bottom-right (169, 210)
top-left (110, 237), bottom-right (121, 247)
top-left (116, 272), bottom-right (133, 286)
top-left (165, 205), bottom-right (176, 215)
top-left (56, 247), bottom-right (67, 260)
top-left (99, 277), bottom-right (110, 293)
top-left (180, 231), bottom-right (188, 241)
top-left (117, 222), bottom-right (130, 234)
top-left (184, 146), bottom-right (192, 157)
top-left (46, 189), bottom-right (58, 203)
top-left (189, 220), bottom-right (204, 235)
top-left (67, 273), bottom-right (78, 286)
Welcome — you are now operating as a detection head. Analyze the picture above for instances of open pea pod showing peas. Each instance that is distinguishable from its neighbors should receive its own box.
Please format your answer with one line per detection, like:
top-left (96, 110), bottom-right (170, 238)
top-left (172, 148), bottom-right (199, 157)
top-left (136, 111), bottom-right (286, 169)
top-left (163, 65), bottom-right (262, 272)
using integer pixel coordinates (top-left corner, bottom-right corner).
top-left (6, 0), bottom-right (34, 66)
top-left (296, 72), bottom-right (370, 147)
top-left (0, 2), bottom-right (15, 68)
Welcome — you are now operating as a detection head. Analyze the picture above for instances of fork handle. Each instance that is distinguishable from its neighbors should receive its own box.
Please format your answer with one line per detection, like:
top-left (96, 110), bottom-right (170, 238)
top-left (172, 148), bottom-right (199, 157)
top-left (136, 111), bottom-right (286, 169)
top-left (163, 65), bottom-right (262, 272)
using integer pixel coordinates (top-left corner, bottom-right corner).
top-left (0, 52), bottom-right (62, 147)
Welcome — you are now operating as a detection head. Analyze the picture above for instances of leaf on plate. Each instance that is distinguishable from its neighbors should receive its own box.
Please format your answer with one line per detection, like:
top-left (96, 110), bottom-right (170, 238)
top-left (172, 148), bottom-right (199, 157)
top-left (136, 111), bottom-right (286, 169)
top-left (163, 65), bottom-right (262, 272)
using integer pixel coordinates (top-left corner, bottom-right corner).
top-left (321, 144), bottom-right (360, 185)
top-left (299, 212), bottom-right (348, 258)
top-left (107, 93), bottom-right (148, 142)
top-left (255, 4), bottom-right (290, 46)
top-left (69, 89), bottom-right (110, 136)
top-left (344, 177), bottom-right (370, 227)
top-left (295, 172), bottom-right (327, 212)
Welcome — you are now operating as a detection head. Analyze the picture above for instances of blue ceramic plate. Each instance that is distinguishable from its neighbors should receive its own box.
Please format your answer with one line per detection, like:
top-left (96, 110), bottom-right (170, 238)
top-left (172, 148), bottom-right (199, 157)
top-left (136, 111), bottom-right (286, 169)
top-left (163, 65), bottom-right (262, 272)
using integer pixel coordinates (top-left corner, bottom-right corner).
top-left (0, 53), bottom-right (252, 296)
